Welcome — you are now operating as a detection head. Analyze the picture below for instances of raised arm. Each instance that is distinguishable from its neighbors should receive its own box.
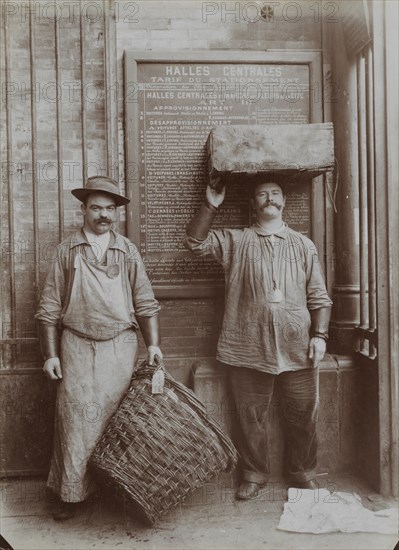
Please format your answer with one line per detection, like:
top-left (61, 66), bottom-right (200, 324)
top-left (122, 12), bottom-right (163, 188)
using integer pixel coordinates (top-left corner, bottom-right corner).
top-left (186, 184), bottom-right (225, 239)
top-left (184, 184), bottom-right (230, 261)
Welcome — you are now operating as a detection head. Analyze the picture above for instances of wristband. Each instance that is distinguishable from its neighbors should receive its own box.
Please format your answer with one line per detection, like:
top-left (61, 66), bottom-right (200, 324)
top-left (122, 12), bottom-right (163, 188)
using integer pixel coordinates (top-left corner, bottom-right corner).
top-left (205, 200), bottom-right (219, 212)
top-left (313, 331), bottom-right (329, 341)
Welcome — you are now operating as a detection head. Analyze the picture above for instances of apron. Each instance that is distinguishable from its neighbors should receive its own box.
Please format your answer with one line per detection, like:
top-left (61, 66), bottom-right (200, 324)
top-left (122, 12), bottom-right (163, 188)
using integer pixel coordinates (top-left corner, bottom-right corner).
top-left (47, 254), bottom-right (139, 502)
top-left (62, 254), bottom-right (134, 339)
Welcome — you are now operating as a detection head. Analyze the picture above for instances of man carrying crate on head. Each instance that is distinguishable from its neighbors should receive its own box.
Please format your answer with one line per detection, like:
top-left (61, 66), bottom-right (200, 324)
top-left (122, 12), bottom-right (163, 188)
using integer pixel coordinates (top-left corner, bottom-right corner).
top-left (36, 176), bottom-right (162, 520)
top-left (184, 174), bottom-right (332, 500)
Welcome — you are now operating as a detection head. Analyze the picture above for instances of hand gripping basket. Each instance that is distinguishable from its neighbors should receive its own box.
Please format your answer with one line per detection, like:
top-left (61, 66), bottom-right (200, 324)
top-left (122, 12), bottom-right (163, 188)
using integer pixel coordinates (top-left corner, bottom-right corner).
top-left (89, 361), bottom-right (238, 524)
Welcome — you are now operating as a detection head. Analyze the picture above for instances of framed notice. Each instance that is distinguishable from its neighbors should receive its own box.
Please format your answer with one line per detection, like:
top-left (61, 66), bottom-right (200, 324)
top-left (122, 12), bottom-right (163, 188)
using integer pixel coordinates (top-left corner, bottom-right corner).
top-left (124, 51), bottom-right (323, 298)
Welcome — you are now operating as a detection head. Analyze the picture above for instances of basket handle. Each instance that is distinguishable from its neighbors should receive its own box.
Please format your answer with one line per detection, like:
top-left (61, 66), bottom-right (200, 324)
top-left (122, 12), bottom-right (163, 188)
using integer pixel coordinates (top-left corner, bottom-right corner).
top-left (151, 362), bottom-right (165, 394)
top-left (147, 354), bottom-right (164, 369)
top-left (137, 355), bottom-right (164, 370)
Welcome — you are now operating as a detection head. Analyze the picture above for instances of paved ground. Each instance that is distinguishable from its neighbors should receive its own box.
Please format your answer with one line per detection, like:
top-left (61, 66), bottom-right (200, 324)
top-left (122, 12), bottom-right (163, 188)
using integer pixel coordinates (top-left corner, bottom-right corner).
top-left (0, 475), bottom-right (397, 550)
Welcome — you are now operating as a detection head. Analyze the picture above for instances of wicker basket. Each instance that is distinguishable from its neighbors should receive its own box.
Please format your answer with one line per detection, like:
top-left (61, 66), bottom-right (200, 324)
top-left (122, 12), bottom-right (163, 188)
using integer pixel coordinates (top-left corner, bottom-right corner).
top-left (89, 361), bottom-right (238, 524)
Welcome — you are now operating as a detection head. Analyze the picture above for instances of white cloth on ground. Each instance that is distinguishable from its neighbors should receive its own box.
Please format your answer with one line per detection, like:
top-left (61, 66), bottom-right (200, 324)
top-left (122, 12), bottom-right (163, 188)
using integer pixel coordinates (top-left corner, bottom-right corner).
top-left (277, 488), bottom-right (398, 535)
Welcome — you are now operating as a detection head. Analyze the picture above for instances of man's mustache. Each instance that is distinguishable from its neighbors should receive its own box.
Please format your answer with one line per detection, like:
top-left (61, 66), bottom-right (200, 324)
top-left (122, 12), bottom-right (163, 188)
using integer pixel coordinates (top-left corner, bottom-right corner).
top-left (96, 218), bottom-right (112, 223)
top-left (262, 201), bottom-right (283, 210)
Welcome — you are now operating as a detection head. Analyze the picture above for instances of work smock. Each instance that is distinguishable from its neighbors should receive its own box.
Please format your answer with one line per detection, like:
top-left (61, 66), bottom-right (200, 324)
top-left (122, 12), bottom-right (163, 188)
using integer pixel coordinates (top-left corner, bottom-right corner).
top-left (184, 224), bottom-right (332, 375)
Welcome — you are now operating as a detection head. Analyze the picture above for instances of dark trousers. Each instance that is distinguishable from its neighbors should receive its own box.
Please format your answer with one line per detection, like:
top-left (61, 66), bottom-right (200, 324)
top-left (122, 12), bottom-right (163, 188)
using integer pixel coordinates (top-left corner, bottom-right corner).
top-left (229, 366), bottom-right (319, 485)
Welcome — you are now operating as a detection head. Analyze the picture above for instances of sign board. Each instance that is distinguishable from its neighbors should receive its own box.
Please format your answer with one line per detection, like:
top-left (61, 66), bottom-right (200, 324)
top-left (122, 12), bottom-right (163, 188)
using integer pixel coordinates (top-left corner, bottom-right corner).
top-left (124, 51), bottom-right (323, 297)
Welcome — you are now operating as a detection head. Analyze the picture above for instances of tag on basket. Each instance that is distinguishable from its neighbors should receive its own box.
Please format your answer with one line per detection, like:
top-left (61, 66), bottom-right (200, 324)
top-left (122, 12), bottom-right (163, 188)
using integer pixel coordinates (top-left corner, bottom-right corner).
top-left (151, 366), bottom-right (165, 395)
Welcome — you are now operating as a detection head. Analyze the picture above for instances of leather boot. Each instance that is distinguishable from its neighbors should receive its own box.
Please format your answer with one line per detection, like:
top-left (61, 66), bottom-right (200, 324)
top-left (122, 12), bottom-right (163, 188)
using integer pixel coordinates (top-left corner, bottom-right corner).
top-left (236, 481), bottom-right (268, 500)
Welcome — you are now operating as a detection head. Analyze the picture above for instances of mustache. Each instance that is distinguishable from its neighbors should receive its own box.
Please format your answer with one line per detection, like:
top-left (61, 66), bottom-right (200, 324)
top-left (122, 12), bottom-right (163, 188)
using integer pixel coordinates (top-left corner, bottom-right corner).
top-left (262, 201), bottom-right (283, 210)
top-left (96, 218), bottom-right (112, 224)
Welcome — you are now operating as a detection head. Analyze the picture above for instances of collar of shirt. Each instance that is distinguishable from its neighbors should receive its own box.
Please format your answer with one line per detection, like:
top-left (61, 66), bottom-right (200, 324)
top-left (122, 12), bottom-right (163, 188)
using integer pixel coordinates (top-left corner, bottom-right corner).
top-left (82, 229), bottom-right (110, 261)
top-left (252, 222), bottom-right (288, 239)
top-left (69, 228), bottom-right (127, 253)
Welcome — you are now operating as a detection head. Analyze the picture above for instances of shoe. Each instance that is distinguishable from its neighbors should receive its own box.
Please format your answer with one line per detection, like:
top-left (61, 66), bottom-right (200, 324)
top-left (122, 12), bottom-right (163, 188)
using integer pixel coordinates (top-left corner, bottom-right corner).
top-left (53, 501), bottom-right (79, 521)
top-left (292, 479), bottom-right (319, 490)
top-left (236, 481), bottom-right (266, 500)
top-left (45, 487), bottom-right (59, 503)
top-left (86, 490), bottom-right (102, 503)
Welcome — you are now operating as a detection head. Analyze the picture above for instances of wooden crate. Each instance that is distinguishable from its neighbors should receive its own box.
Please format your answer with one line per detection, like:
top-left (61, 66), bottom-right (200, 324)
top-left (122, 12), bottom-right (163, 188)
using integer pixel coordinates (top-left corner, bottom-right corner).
top-left (207, 123), bottom-right (334, 183)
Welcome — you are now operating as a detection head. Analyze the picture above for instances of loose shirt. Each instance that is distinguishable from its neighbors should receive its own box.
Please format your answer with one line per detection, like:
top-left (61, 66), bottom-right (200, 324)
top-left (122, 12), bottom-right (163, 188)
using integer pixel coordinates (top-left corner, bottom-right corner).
top-left (36, 229), bottom-right (159, 336)
top-left (184, 224), bottom-right (332, 374)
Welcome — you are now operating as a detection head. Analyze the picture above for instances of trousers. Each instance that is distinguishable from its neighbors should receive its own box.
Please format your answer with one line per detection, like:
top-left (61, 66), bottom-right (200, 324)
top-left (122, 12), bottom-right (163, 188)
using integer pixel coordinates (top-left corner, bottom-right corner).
top-left (229, 365), bottom-right (319, 484)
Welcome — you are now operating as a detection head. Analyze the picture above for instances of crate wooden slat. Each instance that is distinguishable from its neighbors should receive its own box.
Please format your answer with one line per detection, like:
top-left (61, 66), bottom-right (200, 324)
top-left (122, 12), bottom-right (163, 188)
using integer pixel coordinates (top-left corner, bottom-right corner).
top-left (207, 123), bottom-right (334, 182)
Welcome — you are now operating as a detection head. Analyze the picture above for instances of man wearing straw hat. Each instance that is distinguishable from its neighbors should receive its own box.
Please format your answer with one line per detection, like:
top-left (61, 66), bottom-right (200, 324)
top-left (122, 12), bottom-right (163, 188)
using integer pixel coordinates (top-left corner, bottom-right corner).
top-left (184, 175), bottom-right (332, 500)
top-left (36, 176), bottom-right (163, 520)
